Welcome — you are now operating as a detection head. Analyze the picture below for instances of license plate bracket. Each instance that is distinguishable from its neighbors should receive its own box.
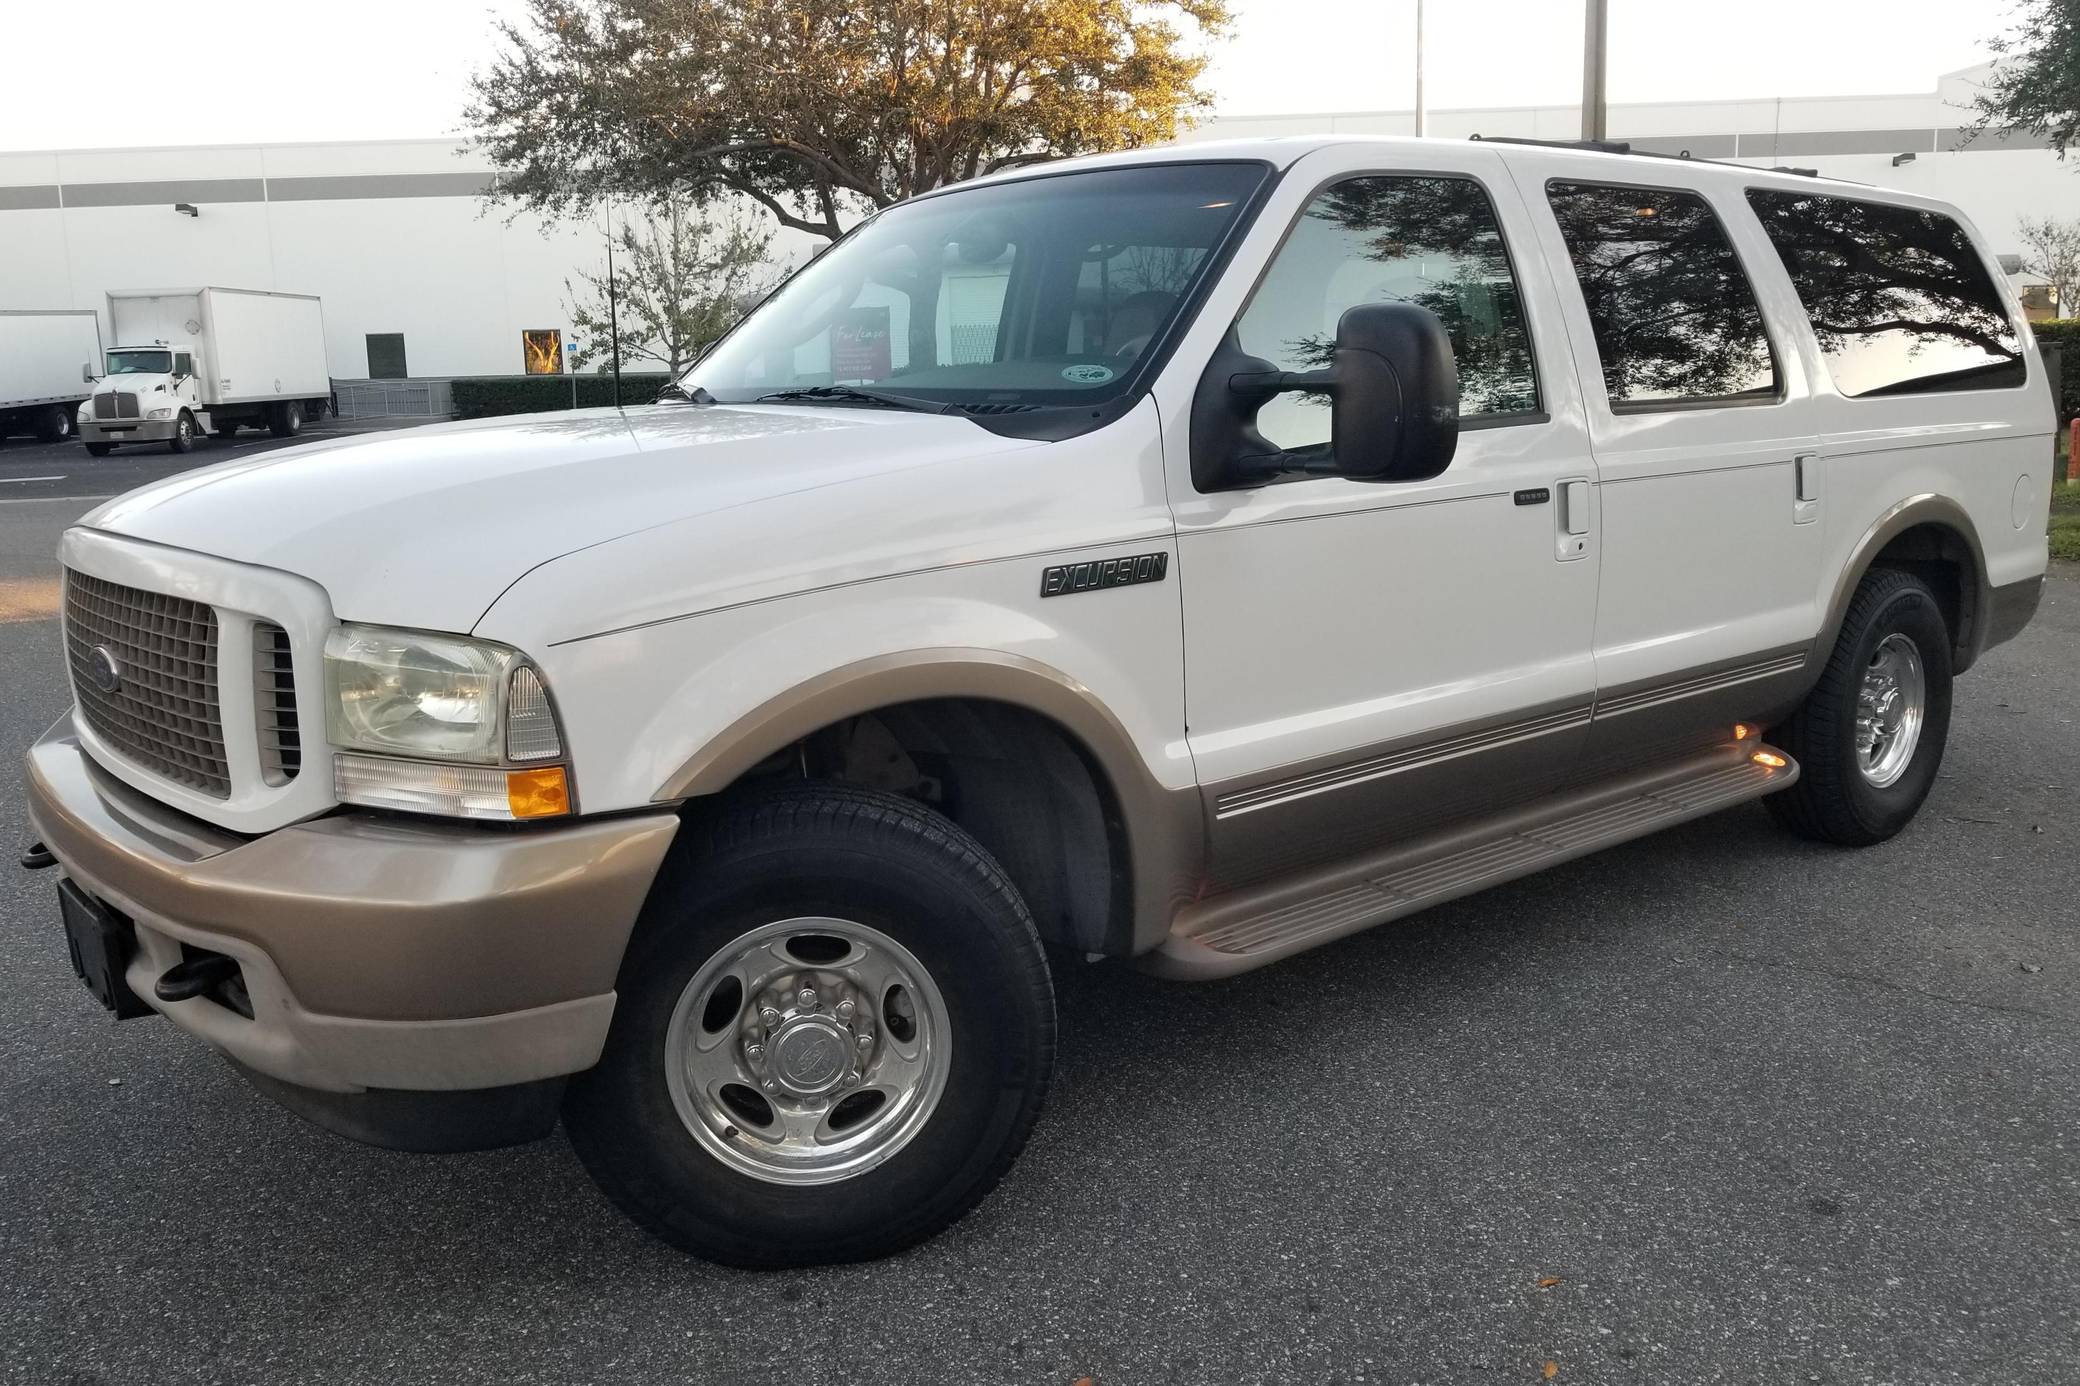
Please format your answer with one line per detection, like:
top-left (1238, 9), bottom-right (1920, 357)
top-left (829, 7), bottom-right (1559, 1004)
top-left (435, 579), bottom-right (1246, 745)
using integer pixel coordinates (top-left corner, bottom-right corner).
top-left (57, 879), bottom-right (154, 1019)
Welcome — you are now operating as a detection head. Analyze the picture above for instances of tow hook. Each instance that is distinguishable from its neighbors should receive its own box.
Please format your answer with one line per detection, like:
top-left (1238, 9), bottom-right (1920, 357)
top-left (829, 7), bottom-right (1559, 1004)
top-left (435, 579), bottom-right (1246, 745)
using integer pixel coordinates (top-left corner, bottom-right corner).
top-left (155, 954), bottom-right (241, 1004)
top-left (20, 842), bottom-right (56, 871)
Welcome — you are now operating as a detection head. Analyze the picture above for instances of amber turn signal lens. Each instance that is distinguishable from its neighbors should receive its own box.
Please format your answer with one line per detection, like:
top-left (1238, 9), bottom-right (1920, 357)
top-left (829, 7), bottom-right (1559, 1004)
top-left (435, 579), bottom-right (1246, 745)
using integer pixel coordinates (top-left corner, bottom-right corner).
top-left (1733, 723), bottom-right (1753, 740)
top-left (1751, 750), bottom-right (1788, 769)
top-left (506, 766), bottom-right (571, 819)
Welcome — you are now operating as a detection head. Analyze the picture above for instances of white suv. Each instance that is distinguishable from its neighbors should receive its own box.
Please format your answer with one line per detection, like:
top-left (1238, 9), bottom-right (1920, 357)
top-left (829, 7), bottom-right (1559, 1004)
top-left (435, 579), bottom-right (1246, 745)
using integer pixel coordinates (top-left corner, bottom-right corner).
top-left (24, 136), bottom-right (2051, 1267)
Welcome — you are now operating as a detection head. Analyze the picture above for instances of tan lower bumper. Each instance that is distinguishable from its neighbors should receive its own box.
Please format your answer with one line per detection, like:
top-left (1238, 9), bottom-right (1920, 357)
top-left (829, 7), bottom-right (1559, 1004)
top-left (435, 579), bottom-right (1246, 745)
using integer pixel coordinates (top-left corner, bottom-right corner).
top-left (25, 723), bottom-right (679, 1093)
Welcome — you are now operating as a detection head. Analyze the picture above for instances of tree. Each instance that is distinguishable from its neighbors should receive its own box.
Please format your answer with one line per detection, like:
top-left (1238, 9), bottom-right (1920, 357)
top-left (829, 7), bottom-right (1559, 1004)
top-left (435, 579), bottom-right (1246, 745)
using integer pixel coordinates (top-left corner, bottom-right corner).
top-left (2017, 214), bottom-right (2080, 315)
top-left (1972, 0), bottom-right (2080, 152)
top-left (468, 0), bottom-right (1231, 242)
top-left (565, 196), bottom-right (782, 375)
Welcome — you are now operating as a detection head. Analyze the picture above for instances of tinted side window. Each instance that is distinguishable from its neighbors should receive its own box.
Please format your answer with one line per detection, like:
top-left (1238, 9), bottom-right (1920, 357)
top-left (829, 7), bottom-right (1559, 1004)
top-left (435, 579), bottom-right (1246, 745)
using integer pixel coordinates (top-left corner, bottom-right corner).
top-left (173, 352), bottom-right (193, 377)
top-left (1745, 190), bottom-right (2023, 397)
top-left (1235, 175), bottom-right (1539, 450)
top-left (1547, 181), bottom-right (1777, 409)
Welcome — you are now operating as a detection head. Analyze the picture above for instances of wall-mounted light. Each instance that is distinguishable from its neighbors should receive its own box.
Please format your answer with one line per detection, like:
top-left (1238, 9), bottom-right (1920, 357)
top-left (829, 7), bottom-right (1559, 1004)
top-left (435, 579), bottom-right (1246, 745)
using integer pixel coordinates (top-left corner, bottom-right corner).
top-left (173, 203), bottom-right (199, 217)
top-left (1890, 152), bottom-right (1916, 167)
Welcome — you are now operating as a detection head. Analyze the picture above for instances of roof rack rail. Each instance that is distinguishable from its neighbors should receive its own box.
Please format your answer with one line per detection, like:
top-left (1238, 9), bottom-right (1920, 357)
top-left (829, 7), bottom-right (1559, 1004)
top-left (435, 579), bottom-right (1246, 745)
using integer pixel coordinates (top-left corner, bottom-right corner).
top-left (1771, 166), bottom-right (1821, 177)
top-left (1469, 135), bottom-right (1636, 155)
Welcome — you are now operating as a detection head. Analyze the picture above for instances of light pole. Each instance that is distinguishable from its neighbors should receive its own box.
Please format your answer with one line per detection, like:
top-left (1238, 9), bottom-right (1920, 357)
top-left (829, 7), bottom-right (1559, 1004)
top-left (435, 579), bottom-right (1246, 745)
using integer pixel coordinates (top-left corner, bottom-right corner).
top-left (1413, 0), bottom-right (1426, 138)
top-left (1581, 0), bottom-right (1609, 142)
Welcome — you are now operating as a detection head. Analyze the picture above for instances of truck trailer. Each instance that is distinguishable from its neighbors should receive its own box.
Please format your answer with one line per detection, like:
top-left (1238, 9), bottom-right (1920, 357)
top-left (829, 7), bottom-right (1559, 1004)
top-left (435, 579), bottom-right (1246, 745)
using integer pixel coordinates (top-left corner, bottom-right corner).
top-left (0, 310), bottom-right (103, 446)
top-left (78, 288), bottom-right (331, 455)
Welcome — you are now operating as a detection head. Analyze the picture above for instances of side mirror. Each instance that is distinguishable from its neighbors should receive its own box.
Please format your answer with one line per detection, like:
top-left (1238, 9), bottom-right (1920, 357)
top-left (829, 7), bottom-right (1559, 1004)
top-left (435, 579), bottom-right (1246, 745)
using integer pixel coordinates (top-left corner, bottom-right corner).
top-left (82, 362), bottom-right (96, 383)
top-left (1189, 302), bottom-right (1459, 490)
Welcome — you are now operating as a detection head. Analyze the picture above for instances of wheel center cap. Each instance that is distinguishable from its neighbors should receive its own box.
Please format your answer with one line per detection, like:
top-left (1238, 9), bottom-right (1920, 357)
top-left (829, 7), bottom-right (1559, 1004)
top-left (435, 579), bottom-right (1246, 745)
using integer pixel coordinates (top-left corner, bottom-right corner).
top-left (769, 1017), bottom-right (850, 1097)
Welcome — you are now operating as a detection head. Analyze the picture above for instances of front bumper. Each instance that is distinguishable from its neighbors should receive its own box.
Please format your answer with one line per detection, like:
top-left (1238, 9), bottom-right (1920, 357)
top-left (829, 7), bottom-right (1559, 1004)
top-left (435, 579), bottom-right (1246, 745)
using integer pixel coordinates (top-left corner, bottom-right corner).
top-left (79, 418), bottom-right (178, 444)
top-left (26, 721), bottom-right (678, 1106)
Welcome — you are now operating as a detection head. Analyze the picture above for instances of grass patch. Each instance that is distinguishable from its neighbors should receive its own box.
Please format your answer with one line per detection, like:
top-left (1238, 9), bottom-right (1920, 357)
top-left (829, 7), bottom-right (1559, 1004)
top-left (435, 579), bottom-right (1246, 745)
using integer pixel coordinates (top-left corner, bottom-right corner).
top-left (2052, 480), bottom-right (2080, 563)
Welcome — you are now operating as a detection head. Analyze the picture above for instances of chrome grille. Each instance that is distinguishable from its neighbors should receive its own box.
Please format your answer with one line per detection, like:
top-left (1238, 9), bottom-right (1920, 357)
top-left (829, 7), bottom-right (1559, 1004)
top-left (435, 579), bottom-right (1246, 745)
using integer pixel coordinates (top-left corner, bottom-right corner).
top-left (63, 570), bottom-right (230, 798)
top-left (91, 391), bottom-right (141, 419)
top-left (254, 621), bottom-right (301, 784)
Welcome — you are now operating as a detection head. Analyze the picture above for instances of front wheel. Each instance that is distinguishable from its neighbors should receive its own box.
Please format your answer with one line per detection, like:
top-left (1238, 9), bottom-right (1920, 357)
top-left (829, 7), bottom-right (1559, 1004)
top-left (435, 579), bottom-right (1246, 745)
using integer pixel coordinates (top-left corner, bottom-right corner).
top-left (84, 442), bottom-right (113, 457)
top-left (1767, 568), bottom-right (1953, 846)
top-left (167, 413), bottom-right (196, 454)
top-left (565, 784), bottom-right (1055, 1268)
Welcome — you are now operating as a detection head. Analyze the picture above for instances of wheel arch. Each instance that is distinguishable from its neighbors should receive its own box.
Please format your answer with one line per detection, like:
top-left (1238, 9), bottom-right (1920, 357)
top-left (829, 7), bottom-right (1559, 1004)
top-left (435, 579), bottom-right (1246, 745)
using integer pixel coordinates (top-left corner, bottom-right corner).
top-left (654, 650), bottom-right (1205, 957)
top-left (1817, 494), bottom-right (1990, 676)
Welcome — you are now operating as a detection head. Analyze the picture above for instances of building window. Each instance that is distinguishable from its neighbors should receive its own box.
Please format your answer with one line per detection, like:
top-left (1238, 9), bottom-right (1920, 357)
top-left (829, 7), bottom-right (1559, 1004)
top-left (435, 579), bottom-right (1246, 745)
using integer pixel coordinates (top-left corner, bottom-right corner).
top-left (1235, 174), bottom-right (1540, 452)
top-left (1546, 181), bottom-right (1778, 409)
top-left (366, 333), bottom-right (409, 379)
top-left (1745, 190), bottom-right (2024, 397)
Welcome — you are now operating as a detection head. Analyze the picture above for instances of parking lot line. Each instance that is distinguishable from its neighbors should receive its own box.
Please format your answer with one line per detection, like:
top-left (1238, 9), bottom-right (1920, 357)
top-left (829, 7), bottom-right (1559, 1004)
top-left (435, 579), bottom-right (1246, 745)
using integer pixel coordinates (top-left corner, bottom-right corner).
top-left (0, 475), bottom-right (67, 484)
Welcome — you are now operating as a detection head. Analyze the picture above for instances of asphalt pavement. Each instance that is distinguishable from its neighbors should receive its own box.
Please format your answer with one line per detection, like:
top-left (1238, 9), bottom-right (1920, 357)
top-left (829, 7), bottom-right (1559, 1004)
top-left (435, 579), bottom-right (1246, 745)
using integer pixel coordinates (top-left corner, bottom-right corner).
top-left (0, 474), bottom-right (2074, 1384)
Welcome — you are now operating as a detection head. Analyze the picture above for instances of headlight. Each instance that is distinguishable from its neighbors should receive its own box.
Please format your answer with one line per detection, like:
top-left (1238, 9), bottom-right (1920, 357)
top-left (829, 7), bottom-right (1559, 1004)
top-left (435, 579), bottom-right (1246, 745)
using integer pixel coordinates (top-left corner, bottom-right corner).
top-left (77, 404), bottom-right (93, 421)
top-left (147, 407), bottom-right (174, 420)
top-left (324, 625), bottom-right (570, 819)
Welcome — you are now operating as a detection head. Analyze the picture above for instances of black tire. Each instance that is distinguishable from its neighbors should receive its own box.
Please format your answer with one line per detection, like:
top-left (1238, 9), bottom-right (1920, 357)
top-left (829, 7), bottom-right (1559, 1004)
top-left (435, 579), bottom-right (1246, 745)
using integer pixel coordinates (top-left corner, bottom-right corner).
top-left (34, 405), bottom-right (73, 443)
top-left (1767, 568), bottom-right (1953, 846)
top-left (267, 401), bottom-right (303, 438)
top-left (565, 783), bottom-right (1055, 1268)
top-left (212, 420), bottom-right (240, 439)
top-left (84, 442), bottom-right (113, 458)
top-left (167, 412), bottom-right (197, 454)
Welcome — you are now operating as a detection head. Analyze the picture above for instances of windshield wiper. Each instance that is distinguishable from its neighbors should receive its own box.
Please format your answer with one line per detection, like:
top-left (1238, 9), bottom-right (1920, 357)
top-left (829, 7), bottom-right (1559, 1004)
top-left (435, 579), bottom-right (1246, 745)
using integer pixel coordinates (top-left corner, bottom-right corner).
top-left (753, 384), bottom-right (954, 414)
top-left (657, 382), bottom-right (716, 406)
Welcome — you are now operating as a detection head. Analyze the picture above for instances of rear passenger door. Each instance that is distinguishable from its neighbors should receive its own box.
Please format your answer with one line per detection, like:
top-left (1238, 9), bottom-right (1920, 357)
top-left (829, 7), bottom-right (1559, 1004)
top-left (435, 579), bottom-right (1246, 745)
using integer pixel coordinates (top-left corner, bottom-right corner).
top-left (1167, 146), bottom-right (1602, 892)
top-left (1520, 165), bottom-right (1825, 770)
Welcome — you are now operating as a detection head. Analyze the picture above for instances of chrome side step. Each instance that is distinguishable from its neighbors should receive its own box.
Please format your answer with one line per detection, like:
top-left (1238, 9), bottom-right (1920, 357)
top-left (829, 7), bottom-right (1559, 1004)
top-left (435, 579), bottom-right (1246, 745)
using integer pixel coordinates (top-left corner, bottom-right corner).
top-left (1145, 743), bottom-right (1798, 980)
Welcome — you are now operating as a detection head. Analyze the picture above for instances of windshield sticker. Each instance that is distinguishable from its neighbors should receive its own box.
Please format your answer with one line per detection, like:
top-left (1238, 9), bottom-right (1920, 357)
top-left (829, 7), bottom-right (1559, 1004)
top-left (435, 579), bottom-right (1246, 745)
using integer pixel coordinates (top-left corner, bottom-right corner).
top-left (1060, 363), bottom-right (1115, 385)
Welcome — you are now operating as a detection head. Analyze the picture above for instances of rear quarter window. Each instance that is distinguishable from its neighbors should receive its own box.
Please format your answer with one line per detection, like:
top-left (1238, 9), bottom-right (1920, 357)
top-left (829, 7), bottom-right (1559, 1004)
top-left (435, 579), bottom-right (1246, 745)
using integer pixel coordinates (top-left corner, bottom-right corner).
top-left (1744, 190), bottom-right (2025, 398)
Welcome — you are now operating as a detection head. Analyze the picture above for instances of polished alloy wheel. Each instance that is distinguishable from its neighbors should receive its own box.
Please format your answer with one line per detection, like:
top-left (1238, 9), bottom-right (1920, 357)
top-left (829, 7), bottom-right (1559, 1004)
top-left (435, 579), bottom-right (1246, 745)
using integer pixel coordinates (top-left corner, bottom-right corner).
top-left (1854, 632), bottom-right (1925, 788)
top-left (664, 916), bottom-right (951, 1185)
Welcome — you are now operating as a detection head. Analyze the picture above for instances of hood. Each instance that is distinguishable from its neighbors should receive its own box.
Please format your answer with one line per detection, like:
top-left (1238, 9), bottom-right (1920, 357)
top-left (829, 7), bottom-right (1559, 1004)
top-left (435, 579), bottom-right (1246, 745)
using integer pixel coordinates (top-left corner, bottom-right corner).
top-left (81, 404), bottom-right (1038, 632)
top-left (91, 374), bottom-right (177, 397)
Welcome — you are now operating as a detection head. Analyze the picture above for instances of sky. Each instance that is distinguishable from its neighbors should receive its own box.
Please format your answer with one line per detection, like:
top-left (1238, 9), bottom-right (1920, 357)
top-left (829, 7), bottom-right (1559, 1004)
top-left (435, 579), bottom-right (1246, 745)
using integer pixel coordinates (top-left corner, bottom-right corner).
top-left (0, 0), bottom-right (2018, 153)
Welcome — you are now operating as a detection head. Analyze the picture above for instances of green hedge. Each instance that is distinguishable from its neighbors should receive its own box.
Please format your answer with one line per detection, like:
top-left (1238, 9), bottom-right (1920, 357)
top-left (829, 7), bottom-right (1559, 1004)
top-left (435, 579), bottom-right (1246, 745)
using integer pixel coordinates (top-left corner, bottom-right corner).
top-left (2032, 319), bottom-right (2080, 423)
top-left (449, 374), bottom-right (674, 420)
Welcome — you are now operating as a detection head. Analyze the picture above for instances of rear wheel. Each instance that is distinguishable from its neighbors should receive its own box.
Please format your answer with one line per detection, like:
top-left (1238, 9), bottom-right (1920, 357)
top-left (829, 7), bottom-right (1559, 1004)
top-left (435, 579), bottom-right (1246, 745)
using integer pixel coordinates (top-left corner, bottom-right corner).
top-left (565, 783), bottom-right (1055, 1268)
top-left (1767, 568), bottom-right (1953, 846)
top-left (167, 412), bottom-right (197, 454)
top-left (267, 400), bottom-right (303, 438)
top-left (34, 405), bottom-right (73, 443)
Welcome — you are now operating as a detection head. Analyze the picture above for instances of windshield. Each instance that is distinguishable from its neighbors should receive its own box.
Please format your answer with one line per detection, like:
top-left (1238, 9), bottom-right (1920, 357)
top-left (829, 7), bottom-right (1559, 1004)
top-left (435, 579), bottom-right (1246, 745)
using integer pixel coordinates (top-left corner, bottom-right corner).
top-left (686, 162), bottom-right (1267, 410)
top-left (106, 350), bottom-right (172, 375)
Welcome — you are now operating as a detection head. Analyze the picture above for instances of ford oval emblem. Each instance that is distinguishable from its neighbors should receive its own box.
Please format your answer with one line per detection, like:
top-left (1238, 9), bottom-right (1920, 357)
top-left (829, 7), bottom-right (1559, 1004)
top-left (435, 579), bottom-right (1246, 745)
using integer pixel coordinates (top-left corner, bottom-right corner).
top-left (88, 646), bottom-right (122, 694)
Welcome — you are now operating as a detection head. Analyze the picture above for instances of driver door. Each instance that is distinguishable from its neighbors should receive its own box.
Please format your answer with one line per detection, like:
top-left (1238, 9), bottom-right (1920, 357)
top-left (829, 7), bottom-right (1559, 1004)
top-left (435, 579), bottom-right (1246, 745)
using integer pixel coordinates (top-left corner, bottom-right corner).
top-left (1166, 146), bottom-right (1603, 892)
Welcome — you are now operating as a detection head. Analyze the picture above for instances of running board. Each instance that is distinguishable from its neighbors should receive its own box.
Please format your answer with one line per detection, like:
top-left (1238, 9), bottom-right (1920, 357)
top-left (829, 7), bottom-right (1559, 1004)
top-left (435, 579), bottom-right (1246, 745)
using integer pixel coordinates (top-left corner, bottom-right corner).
top-left (1144, 743), bottom-right (1798, 981)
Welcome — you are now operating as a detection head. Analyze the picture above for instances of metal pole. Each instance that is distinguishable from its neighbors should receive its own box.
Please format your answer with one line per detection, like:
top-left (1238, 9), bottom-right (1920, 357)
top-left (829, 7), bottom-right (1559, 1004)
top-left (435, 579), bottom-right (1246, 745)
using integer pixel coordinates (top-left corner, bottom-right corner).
top-left (1581, 0), bottom-right (1608, 142)
top-left (605, 196), bottom-right (624, 408)
top-left (1413, 0), bottom-right (1426, 138)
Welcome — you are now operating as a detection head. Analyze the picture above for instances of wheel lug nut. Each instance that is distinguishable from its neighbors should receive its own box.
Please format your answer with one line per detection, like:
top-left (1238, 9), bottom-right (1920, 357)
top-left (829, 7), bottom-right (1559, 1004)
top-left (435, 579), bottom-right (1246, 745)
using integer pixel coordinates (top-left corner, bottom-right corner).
top-left (835, 999), bottom-right (855, 1019)
top-left (798, 986), bottom-right (817, 1007)
top-left (761, 1078), bottom-right (776, 1091)
top-left (760, 1007), bottom-right (781, 1026)
top-left (856, 1032), bottom-right (873, 1048)
top-left (745, 1042), bottom-right (764, 1059)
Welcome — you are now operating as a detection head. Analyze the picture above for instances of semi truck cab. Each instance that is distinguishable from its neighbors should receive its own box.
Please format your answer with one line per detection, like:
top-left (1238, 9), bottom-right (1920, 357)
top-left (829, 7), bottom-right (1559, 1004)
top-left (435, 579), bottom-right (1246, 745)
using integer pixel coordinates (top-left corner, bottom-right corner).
top-left (77, 345), bottom-right (206, 451)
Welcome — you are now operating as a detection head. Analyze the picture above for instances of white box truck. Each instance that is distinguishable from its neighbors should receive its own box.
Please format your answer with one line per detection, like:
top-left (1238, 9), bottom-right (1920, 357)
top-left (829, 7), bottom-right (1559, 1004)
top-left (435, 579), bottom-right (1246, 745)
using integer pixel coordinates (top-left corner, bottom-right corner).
top-left (78, 288), bottom-right (332, 455)
top-left (0, 310), bottom-right (103, 446)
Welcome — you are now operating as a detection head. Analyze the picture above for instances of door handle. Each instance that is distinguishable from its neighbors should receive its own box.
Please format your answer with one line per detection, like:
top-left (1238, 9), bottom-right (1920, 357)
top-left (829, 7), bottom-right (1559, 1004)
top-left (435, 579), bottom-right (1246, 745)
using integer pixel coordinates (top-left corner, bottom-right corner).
top-left (1793, 453), bottom-right (1820, 524)
top-left (1555, 477), bottom-right (1591, 561)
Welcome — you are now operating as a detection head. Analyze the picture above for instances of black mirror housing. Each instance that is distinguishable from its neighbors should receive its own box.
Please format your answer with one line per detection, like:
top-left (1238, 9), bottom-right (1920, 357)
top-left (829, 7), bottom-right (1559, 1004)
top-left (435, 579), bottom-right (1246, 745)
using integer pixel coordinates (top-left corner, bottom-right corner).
top-left (1324, 302), bottom-right (1459, 482)
top-left (1189, 301), bottom-right (1460, 490)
